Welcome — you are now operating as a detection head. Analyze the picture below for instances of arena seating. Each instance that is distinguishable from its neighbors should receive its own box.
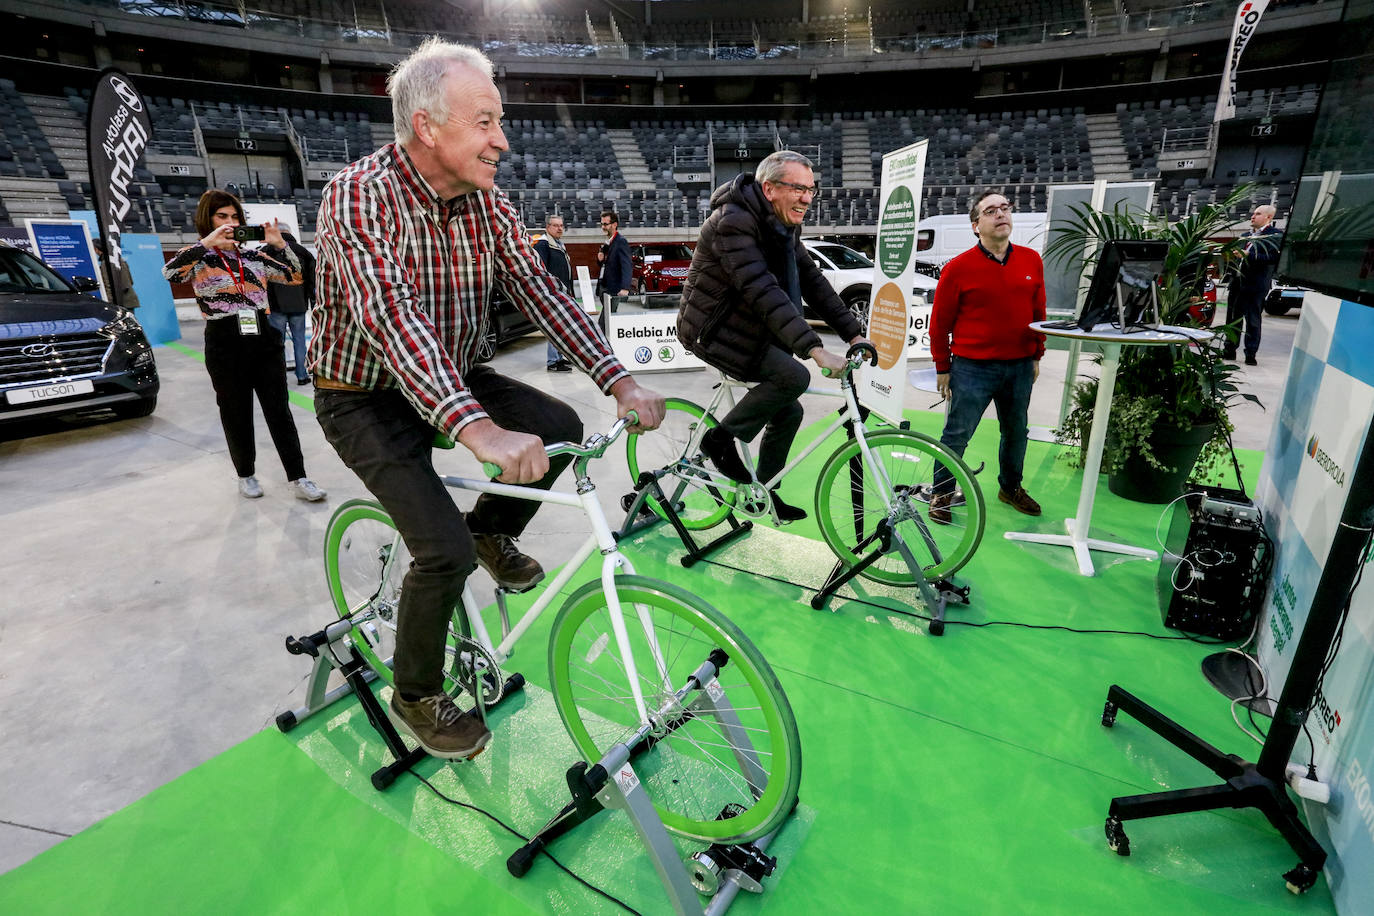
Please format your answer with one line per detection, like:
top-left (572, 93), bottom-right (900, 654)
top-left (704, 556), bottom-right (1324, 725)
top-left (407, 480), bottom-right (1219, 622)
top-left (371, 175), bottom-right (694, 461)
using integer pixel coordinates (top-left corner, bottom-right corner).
top-left (0, 0), bottom-right (1325, 236)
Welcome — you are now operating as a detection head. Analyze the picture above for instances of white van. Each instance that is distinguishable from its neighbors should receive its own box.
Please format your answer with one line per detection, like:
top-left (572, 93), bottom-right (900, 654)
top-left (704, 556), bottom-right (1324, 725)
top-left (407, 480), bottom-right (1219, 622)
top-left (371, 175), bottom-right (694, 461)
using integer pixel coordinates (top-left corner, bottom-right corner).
top-left (915, 212), bottom-right (1048, 270)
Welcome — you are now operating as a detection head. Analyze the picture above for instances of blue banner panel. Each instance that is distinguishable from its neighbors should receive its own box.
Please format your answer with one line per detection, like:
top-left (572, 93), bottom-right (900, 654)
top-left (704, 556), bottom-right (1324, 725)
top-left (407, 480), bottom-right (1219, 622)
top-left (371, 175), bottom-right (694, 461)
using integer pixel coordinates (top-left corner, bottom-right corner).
top-left (26, 220), bottom-right (100, 295)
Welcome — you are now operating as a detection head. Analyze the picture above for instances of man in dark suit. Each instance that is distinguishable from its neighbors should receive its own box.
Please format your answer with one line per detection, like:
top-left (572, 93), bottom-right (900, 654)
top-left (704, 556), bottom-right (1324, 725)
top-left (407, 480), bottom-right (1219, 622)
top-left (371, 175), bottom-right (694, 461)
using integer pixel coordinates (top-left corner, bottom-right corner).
top-left (596, 209), bottom-right (632, 312)
top-left (1224, 203), bottom-right (1282, 366)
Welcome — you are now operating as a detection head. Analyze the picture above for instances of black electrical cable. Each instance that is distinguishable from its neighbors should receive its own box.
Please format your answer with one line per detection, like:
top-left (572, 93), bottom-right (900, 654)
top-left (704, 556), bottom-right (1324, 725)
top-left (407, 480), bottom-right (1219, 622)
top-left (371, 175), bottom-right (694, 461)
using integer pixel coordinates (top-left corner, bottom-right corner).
top-left (408, 771), bottom-right (645, 916)
top-left (701, 558), bottom-right (1217, 641)
top-left (1299, 527), bottom-right (1374, 733)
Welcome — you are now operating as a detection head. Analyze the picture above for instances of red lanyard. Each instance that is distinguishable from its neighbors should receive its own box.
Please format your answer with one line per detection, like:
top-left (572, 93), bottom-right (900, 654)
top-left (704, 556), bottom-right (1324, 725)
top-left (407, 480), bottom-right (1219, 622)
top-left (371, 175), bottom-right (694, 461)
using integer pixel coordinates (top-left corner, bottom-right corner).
top-left (224, 248), bottom-right (248, 299)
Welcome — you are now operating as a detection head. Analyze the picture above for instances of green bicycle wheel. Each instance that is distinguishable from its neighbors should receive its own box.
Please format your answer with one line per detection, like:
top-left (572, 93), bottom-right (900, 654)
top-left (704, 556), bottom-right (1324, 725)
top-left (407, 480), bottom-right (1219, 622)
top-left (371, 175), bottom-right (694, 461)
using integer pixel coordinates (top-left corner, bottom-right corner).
top-left (815, 428), bottom-right (985, 584)
top-left (324, 499), bottom-right (408, 686)
top-left (323, 499), bottom-right (496, 704)
top-left (625, 397), bottom-right (736, 530)
top-left (548, 575), bottom-right (802, 844)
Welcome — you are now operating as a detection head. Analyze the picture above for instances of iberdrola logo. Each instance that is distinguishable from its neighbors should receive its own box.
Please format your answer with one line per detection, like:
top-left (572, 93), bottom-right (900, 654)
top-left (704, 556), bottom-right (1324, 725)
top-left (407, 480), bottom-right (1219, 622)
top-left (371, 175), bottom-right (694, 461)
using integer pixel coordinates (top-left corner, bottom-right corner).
top-left (1306, 435), bottom-right (1346, 487)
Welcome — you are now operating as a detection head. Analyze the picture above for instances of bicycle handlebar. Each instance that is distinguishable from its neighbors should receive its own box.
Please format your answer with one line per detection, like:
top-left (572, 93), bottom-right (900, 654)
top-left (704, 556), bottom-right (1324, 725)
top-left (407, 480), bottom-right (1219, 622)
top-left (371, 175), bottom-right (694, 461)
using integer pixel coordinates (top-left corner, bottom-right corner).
top-left (481, 410), bottom-right (639, 479)
top-left (847, 341), bottom-right (879, 366)
top-left (821, 341), bottom-right (880, 379)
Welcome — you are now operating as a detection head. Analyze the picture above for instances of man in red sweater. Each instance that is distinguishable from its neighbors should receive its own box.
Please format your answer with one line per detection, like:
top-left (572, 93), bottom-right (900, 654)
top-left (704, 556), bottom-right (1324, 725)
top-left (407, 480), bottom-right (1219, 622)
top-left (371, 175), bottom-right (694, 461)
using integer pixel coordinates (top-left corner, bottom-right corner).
top-left (928, 189), bottom-right (1046, 523)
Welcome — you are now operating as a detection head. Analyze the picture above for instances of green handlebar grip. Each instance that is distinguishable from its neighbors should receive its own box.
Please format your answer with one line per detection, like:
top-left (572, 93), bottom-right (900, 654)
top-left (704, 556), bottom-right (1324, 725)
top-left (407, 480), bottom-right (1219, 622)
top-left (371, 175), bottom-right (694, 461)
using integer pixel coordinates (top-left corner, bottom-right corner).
top-left (820, 367), bottom-right (834, 378)
top-left (625, 408), bottom-right (639, 424)
top-left (482, 461), bottom-right (502, 478)
top-left (433, 432), bottom-right (456, 450)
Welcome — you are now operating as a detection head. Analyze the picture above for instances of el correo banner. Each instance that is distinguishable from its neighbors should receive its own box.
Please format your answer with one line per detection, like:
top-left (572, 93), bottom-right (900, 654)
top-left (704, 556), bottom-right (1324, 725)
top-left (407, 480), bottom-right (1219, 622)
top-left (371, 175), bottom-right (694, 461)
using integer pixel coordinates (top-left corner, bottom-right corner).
top-left (860, 139), bottom-right (927, 425)
top-left (1214, 0), bottom-right (1271, 123)
top-left (87, 68), bottom-right (152, 310)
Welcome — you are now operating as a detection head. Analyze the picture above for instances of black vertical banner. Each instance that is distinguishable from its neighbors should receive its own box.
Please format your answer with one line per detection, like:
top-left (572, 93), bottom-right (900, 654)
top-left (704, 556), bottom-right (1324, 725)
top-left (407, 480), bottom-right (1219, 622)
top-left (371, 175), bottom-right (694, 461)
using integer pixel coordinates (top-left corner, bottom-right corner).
top-left (87, 68), bottom-right (152, 310)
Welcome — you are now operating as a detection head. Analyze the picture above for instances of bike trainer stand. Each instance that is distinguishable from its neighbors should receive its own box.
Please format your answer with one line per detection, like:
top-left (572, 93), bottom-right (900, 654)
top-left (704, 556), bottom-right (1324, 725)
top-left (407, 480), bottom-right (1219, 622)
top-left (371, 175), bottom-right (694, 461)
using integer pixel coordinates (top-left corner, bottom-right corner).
top-left (507, 649), bottom-right (794, 916)
top-left (279, 621), bottom-right (794, 914)
top-left (276, 616), bottom-right (525, 789)
top-left (620, 468), bottom-right (969, 636)
top-left (617, 468), bottom-right (753, 568)
top-left (810, 515), bottom-right (969, 636)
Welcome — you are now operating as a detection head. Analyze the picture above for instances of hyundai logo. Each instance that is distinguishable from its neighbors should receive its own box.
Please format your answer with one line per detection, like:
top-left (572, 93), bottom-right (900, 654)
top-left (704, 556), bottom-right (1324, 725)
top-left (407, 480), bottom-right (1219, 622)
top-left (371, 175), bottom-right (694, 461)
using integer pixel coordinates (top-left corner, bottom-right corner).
top-left (110, 75), bottom-right (144, 112)
top-left (21, 343), bottom-right (55, 358)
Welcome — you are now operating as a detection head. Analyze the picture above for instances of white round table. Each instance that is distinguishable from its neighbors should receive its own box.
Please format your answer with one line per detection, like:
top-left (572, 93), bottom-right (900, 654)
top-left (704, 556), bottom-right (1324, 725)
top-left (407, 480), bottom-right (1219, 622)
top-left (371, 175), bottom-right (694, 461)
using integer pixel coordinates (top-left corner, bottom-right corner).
top-left (1004, 321), bottom-right (1214, 576)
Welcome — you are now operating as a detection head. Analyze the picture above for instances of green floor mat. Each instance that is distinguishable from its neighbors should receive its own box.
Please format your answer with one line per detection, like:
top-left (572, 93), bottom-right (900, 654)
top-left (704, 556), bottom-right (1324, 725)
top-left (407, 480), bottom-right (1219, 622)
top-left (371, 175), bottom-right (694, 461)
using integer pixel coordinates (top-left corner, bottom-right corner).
top-left (0, 414), bottom-right (1333, 915)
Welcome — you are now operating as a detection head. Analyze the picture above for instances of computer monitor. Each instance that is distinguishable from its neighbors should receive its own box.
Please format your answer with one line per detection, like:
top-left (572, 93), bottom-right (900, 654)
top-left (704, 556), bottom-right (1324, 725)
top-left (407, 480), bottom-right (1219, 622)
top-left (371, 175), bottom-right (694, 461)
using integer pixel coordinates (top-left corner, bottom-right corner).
top-left (1076, 239), bottom-right (1170, 330)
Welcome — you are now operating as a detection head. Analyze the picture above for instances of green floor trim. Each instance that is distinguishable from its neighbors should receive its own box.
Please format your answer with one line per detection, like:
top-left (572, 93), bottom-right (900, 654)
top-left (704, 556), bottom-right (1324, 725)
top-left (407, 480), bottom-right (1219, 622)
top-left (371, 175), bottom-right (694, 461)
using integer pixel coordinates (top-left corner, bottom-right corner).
top-left (163, 339), bottom-right (317, 412)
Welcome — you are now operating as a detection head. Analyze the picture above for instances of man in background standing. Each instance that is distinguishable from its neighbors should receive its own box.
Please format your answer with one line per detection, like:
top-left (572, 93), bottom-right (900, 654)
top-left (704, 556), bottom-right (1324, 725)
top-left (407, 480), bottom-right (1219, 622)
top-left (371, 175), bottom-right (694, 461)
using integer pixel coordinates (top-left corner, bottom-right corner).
top-left (534, 214), bottom-right (573, 372)
top-left (596, 209), bottom-right (631, 313)
top-left (1224, 203), bottom-right (1282, 366)
top-left (266, 230), bottom-right (316, 385)
top-left (929, 189), bottom-right (1046, 523)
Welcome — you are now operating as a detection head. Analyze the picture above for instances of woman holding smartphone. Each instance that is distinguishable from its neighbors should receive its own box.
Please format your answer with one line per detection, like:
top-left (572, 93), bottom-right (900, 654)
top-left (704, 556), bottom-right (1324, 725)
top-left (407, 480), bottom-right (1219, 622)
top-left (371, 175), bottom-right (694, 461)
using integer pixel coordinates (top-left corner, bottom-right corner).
top-left (163, 188), bottom-right (326, 501)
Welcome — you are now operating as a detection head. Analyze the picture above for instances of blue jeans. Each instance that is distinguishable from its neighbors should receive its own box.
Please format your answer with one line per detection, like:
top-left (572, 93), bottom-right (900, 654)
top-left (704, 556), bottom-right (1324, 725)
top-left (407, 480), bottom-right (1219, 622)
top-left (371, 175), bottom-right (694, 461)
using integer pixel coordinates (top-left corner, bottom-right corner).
top-left (267, 311), bottom-right (309, 381)
top-left (934, 356), bottom-right (1034, 496)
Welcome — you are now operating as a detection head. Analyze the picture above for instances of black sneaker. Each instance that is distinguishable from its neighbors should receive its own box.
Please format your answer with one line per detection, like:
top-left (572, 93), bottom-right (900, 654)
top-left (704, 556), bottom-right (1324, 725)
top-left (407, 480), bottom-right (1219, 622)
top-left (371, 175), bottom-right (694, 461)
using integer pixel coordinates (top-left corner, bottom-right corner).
top-left (769, 489), bottom-right (807, 522)
top-left (387, 691), bottom-right (491, 760)
top-left (1244, 354), bottom-right (1258, 366)
top-left (701, 426), bottom-right (752, 483)
top-left (473, 532), bottom-right (545, 591)
top-left (546, 360), bottom-right (572, 372)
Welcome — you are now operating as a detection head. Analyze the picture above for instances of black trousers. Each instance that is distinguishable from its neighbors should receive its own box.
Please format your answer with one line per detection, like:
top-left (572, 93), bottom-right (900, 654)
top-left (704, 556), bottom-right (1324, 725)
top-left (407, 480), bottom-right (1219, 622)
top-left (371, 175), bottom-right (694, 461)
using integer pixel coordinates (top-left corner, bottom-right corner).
top-left (714, 344), bottom-right (810, 485)
top-left (315, 366), bottom-right (582, 697)
top-left (1225, 283), bottom-right (1265, 357)
top-left (203, 313), bottom-right (306, 480)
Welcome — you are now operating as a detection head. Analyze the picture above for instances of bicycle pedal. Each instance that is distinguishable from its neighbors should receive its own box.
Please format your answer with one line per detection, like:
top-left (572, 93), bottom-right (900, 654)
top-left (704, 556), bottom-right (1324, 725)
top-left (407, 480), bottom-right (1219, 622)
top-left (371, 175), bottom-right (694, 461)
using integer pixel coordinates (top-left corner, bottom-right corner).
top-left (496, 574), bottom-right (545, 596)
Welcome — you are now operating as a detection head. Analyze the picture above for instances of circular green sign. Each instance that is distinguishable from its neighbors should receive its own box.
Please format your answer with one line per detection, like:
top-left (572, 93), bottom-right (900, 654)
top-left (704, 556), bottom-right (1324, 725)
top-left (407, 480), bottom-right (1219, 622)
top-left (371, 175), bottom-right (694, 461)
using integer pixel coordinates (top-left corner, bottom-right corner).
top-left (877, 186), bottom-right (916, 279)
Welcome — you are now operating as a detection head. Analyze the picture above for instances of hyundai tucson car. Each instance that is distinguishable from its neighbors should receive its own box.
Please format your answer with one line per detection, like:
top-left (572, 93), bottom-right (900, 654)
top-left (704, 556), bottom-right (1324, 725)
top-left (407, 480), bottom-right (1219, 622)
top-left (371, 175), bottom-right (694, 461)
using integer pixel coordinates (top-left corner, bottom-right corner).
top-left (0, 243), bottom-right (158, 424)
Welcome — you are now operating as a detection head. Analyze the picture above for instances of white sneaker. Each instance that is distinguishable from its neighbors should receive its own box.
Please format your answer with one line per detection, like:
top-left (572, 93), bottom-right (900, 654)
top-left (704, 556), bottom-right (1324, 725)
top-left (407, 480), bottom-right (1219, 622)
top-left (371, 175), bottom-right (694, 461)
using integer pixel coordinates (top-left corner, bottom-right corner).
top-left (291, 478), bottom-right (327, 502)
top-left (238, 476), bottom-right (263, 499)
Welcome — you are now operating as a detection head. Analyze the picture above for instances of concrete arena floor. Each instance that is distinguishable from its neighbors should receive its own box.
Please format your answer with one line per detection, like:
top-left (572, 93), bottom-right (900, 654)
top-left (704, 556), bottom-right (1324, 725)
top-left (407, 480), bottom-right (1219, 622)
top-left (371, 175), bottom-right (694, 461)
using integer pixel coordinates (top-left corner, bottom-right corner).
top-left (0, 307), bottom-right (1296, 873)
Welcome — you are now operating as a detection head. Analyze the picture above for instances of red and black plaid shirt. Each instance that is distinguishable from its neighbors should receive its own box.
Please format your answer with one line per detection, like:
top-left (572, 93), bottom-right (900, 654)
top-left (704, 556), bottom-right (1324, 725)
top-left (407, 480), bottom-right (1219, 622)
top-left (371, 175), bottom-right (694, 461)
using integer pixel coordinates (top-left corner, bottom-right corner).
top-left (309, 142), bottom-right (626, 437)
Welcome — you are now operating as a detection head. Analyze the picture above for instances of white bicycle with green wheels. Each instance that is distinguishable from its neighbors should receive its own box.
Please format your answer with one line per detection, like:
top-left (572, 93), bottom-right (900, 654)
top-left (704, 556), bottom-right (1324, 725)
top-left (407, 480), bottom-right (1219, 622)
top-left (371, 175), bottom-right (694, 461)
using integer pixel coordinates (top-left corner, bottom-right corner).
top-left (319, 413), bottom-right (802, 846)
top-left (623, 343), bottom-right (985, 634)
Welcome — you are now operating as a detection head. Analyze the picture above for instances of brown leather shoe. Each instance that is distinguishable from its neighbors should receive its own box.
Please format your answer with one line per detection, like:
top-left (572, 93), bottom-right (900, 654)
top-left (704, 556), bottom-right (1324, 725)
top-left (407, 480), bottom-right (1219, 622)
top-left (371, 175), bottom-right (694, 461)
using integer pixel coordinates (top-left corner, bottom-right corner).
top-left (388, 691), bottom-right (491, 759)
top-left (473, 533), bottom-right (545, 591)
top-left (998, 486), bottom-right (1042, 516)
top-left (928, 492), bottom-right (952, 525)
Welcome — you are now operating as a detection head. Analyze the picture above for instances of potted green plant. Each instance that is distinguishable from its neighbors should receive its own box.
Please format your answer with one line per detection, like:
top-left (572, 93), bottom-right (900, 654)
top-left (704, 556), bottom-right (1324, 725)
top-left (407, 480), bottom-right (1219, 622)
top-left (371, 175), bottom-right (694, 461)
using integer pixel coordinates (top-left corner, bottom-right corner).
top-left (1046, 185), bottom-right (1269, 503)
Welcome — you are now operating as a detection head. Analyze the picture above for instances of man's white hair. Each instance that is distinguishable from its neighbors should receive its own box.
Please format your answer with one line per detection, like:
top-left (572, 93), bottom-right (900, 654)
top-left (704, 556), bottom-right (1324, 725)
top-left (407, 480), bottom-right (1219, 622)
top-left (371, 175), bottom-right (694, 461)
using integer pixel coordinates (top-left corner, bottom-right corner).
top-left (388, 37), bottom-right (495, 145)
top-left (755, 149), bottom-right (814, 184)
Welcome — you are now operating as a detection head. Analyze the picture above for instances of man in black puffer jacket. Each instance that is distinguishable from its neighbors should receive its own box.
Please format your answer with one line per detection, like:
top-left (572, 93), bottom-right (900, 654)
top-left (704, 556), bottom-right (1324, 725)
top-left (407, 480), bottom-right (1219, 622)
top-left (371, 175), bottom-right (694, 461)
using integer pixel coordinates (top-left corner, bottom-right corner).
top-left (678, 150), bottom-right (870, 521)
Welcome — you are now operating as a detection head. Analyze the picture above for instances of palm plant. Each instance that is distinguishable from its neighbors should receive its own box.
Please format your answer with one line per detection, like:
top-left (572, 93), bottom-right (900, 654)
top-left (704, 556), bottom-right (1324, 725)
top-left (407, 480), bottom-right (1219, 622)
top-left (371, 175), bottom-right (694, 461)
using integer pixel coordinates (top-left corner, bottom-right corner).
top-left (1045, 185), bottom-right (1268, 485)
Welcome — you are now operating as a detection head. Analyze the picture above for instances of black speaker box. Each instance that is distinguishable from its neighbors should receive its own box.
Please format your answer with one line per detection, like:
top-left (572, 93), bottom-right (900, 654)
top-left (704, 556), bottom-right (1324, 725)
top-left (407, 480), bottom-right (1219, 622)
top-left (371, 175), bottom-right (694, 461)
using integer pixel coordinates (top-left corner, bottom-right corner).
top-left (1156, 489), bottom-right (1268, 640)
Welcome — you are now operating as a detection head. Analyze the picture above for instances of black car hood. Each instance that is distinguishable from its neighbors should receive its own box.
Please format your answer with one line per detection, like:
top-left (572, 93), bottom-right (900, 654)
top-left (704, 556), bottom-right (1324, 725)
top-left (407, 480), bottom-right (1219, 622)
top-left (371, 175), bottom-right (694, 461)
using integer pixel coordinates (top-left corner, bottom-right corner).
top-left (0, 292), bottom-right (122, 340)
